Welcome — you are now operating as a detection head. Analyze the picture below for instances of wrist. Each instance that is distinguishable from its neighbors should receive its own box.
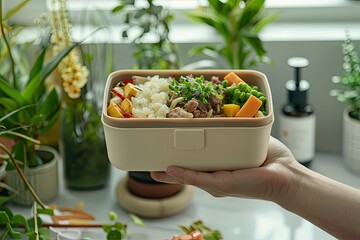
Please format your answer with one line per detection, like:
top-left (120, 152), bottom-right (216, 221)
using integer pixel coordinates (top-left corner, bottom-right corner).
top-left (271, 161), bottom-right (307, 208)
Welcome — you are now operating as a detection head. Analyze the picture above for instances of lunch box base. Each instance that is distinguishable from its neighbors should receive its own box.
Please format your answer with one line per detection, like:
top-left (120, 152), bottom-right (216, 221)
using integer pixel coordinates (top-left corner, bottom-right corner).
top-left (103, 122), bottom-right (272, 171)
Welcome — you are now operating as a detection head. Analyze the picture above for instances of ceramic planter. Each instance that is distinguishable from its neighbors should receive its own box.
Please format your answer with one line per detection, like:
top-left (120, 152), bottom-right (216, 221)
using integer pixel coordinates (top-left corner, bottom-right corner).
top-left (5, 145), bottom-right (59, 206)
top-left (343, 107), bottom-right (360, 174)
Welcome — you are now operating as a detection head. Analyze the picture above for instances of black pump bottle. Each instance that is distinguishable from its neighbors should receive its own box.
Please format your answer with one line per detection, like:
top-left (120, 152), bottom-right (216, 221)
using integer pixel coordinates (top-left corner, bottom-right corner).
top-left (279, 57), bottom-right (316, 167)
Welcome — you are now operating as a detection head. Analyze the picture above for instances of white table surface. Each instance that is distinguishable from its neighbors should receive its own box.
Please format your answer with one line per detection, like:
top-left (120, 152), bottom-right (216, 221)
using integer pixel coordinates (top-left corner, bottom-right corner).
top-left (6, 152), bottom-right (360, 240)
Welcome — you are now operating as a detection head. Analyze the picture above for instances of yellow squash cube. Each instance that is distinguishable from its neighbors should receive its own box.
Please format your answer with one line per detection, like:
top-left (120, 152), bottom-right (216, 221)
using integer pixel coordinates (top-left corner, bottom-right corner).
top-left (223, 104), bottom-right (241, 117)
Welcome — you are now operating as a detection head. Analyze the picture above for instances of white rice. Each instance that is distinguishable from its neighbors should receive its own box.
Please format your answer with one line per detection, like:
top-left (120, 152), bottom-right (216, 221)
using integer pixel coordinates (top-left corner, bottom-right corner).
top-left (131, 75), bottom-right (172, 118)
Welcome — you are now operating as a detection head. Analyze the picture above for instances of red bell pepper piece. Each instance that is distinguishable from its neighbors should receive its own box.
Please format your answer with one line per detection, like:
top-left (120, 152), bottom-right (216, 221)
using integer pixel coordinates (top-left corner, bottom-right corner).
top-left (123, 79), bottom-right (134, 85)
top-left (116, 103), bottom-right (134, 118)
top-left (111, 89), bottom-right (125, 100)
top-left (122, 112), bottom-right (134, 118)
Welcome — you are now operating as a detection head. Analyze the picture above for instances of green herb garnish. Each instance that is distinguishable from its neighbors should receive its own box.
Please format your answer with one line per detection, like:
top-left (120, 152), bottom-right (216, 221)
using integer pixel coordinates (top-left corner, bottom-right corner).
top-left (169, 75), bottom-right (222, 105)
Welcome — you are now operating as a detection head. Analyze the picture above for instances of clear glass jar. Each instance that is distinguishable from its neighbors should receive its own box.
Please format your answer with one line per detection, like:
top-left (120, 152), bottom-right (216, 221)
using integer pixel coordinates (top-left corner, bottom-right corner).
top-left (59, 96), bottom-right (110, 190)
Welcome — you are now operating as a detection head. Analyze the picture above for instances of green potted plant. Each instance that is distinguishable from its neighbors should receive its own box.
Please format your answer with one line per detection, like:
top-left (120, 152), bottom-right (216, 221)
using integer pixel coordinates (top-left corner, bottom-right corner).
top-left (112, 0), bottom-right (181, 69)
top-left (1, 108), bottom-right (55, 239)
top-left (0, 202), bottom-right (52, 239)
top-left (185, 0), bottom-right (277, 69)
top-left (330, 36), bottom-right (360, 174)
top-left (0, 0), bottom-right (80, 205)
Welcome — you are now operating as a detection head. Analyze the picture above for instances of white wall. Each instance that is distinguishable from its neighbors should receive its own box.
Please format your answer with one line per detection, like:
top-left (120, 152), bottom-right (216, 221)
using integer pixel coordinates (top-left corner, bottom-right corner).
top-left (262, 40), bottom-right (349, 154)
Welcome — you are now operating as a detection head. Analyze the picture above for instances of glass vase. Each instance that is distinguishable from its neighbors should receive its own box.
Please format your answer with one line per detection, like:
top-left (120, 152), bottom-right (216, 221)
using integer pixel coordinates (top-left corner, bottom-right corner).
top-left (59, 96), bottom-right (110, 190)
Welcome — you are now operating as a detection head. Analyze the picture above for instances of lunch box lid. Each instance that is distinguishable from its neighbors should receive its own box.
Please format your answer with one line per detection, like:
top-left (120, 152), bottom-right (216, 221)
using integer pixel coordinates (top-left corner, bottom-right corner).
top-left (102, 69), bottom-right (274, 128)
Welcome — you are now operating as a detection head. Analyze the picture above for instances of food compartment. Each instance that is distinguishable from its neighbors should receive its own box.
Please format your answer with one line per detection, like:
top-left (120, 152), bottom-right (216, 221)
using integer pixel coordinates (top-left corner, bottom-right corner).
top-left (102, 70), bottom-right (274, 171)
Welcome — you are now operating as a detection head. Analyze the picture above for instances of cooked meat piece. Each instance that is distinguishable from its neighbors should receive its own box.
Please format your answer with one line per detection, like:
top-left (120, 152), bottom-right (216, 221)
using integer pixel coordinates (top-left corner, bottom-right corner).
top-left (193, 110), bottom-right (208, 118)
top-left (211, 76), bottom-right (221, 85)
top-left (183, 98), bottom-right (199, 113)
top-left (197, 100), bottom-right (208, 112)
top-left (193, 110), bottom-right (201, 118)
top-left (166, 107), bottom-right (193, 118)
top-left (209, 94), bottom-right (222, 114)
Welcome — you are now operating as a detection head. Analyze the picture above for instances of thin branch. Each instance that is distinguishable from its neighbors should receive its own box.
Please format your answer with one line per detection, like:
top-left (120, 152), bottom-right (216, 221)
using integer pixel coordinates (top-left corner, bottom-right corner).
top-left (0, 0), bottom-right (17, 88)
top-left (0, 143), bottom-right (46, 209)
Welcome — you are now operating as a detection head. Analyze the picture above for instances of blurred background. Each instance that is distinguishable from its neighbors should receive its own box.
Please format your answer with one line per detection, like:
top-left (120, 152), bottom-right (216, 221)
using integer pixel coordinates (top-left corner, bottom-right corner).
top-left (5, 0), bottom-right (359, 154)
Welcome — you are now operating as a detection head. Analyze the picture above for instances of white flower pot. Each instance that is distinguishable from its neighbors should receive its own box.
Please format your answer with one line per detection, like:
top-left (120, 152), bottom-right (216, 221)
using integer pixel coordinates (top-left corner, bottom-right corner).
top-left (343, 107), bottom-right (360, 174)
top-left (5, 145), bottom-right (59, 206)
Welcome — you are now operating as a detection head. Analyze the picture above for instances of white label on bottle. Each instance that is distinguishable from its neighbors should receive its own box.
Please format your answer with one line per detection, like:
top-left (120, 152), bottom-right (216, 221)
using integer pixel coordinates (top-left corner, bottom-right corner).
top-left (278, 114), bottom-right (316, 162)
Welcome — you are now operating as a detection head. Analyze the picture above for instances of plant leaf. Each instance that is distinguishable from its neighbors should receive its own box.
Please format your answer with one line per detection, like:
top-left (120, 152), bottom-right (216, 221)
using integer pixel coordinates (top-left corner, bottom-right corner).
top-left (0, 77), bottom-right (29, 107)
top-left (107, 230), bottom-right (122, 240)
top-left (36, 208), bottom-right (54, 216)
top-left (3, 0), bottom-right (31, 20)
top-left (38, 110), bottom-right (60, 135)
top-left (0, 104), bottom-right (35, 122)
top-left (243, 32), bottom-right (266, 57)
top-left (29, 46), bottom-right (48, 81)
top-left (21, 41), bottom-right (78, 102)
top-left (134, 8), bottom-right (147, 19)
top-left (208, 0), bottom-right (225, 15)
top-left (8, 223), bottom-right (23, 239)
top-left (238, 0), bottom-right (265, 31)
top-left (186, 12), bottom-right (218, 28)
top-left (40, 27), bottom-right (104, 81)
top-left (0, 210), bottom-right (22, 239)
top-left (0, 97), bottom-right (17, 112)
top-left (0, 196), bottom-right (14, 206)
top-left (0, 210), bottom-right (11, 224)
top-left (112, 5), bottom-right (125, 13)
top-left (129, 213), bottom-right (144, 227)
top-left (188, 45), bottom-right (217, 56)
top-left (38, 88), bottom-right (59, 118)
top-left (252, 13), bottom-right (279, 34)
top-left (11, 214), bottom-right (30, 231)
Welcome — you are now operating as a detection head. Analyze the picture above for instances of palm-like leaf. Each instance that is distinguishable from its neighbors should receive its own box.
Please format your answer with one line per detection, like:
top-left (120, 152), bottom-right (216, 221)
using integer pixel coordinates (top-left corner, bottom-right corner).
top-left (187, 0), bottom-right (276, 69)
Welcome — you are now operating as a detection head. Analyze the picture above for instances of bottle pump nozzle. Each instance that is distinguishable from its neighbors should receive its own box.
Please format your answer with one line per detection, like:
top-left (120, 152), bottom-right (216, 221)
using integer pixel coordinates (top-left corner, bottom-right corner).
top-left (286, 57), bottom-right (310, 106)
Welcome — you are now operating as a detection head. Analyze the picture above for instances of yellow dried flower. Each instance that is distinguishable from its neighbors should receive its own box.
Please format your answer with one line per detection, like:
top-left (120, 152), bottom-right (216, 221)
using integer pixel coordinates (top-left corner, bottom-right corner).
top-left (49, 0), bottom-right (88, 100)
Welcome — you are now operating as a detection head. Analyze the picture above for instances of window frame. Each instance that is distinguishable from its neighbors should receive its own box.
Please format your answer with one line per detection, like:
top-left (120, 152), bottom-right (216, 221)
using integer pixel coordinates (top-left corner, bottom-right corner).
top-left (4, 0), bottom-right (360, 42)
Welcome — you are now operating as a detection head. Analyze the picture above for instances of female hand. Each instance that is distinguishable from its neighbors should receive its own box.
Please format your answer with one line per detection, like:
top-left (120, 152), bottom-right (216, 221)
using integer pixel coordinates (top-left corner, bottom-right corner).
top-left (151, 136), bottom-right (301, 203)
top-left (152, 136), bottom-right (360, 239)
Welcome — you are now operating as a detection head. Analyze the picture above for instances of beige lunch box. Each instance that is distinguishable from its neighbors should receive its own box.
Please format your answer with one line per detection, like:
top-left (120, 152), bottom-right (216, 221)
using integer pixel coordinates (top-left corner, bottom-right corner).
top-left (102, 69), bottom-right (274, 171)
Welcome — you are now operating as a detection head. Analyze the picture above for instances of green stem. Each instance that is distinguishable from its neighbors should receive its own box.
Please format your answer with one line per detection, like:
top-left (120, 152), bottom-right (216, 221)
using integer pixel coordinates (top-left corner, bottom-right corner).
top-left (1, 228), bottom-right (9, 240)
top-left (33, 202), bottom-right (40, 240)
top-left (0, 0), bottom-right (17, 88)
top-left (0, 143), bottom-right (46, 209)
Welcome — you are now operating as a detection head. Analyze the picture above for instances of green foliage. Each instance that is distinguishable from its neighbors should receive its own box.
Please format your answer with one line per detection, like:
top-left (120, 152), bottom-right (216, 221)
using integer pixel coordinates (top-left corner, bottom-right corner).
top-left (128, 213), bottom-right (144, 227)
top-left (0, 204), bottom-right (52, 240)
top-left (169, 75), bottom-right (222, 105)
top-left (0, 0), bottom-right (80, 168)
top-left (103, 211), bottom-right (128, 240)
top-left (330, 37), bottom-right (360, 120)
top-left (187, 0), bottom-right (277, 69)
top-left (112, 0), bottom-right (180, 69)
